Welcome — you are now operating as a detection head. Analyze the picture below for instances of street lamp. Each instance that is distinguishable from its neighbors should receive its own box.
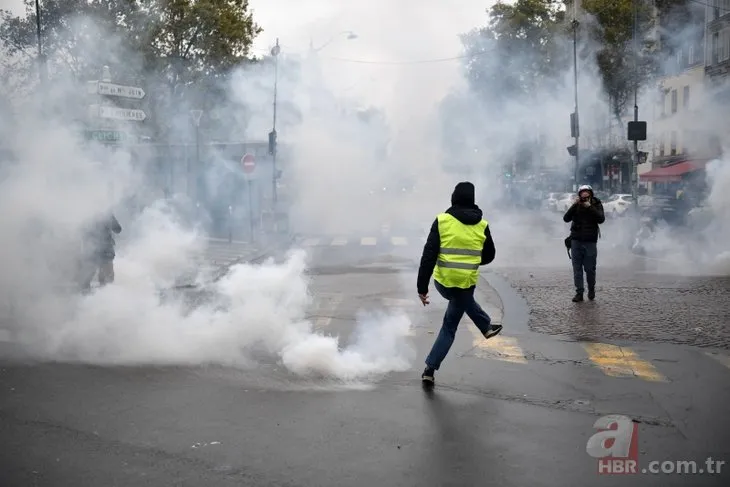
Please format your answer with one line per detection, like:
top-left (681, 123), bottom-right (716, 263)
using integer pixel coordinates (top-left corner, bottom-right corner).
top-left (190, 109), bottom-right (203, 202)
top-left (309, 30), bottom-right (358, 53)
top-left (270, 39), bottom-right (280, 208)
top-left (34, 0), bottom-right (47, 84)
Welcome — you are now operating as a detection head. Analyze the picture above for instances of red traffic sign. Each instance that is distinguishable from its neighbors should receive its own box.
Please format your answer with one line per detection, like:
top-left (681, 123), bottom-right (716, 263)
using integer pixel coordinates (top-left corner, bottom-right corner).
top-left (241, 153), bottom-right (255, 173)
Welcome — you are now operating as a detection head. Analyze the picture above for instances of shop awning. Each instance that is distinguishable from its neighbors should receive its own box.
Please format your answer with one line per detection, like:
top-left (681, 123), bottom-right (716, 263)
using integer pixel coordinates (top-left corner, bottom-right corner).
top-left (639, 160), bottom-right (707, 183)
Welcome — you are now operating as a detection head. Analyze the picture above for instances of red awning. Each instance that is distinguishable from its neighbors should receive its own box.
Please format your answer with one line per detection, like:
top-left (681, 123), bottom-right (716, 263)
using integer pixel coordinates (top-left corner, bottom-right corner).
top-left (639, 160), bottom-right (707, 183)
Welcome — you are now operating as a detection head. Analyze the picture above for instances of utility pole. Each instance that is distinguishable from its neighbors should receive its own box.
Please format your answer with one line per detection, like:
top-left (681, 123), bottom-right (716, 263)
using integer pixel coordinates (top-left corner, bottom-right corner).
top-left (270, 39), bottom-right (280, 208)
top-left (35, 0), bottom-right (47, 84)
top-left (627, 0), bottom-right (648, 212)
top-left (572, 17), bottom-right (580, 191)
top-left (632, 0), bottom-right (640, 208)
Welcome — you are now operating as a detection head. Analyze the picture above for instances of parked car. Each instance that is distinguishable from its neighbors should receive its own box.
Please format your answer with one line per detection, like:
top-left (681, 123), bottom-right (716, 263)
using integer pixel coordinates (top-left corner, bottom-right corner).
top-left (638, 194), bottom-right (680, 223)
top-left (542, 192), bottom-right (561, 211)
top-left (603, 194), bottom-right (634, 218)
top-left (556, 192), bottom-right (578, 212)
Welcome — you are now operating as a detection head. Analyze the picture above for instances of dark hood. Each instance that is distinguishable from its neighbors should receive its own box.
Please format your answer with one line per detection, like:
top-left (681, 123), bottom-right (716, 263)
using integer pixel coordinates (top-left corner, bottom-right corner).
top-left (447, 181), bottom-right (482, 224)
top-left (446, 205), bottom-right (483, 225)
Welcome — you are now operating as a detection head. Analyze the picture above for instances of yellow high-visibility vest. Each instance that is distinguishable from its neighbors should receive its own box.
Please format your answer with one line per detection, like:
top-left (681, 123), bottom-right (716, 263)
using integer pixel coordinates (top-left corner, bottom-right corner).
top-left (433, 213), bottom-right (488, 289)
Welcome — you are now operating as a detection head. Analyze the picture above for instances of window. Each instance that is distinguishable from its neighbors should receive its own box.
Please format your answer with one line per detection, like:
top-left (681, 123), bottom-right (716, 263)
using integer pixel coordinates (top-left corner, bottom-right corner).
top-left (683, 86), bottom-right (690, 109)
top-left (671, 89), bottom-right (678, 113)
top-left (676, 49), bottom-right (683, 70)
top-left (661, 92), bottom-right (666, 116)
top-left (670, 131), bottom-right (677, 156)
top-left (713, 32), bottom-right (719, 64)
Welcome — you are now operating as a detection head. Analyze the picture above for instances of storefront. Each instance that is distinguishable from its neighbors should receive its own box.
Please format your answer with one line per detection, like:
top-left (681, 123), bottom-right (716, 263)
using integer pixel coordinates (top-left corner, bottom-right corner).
top-left (639, 159), bottom-right (709, 197)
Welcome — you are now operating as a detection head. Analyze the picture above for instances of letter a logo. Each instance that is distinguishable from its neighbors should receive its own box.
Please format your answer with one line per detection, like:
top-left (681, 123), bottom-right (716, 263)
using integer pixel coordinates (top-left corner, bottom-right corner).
top-left (586, 415), bottom-right (637, 459)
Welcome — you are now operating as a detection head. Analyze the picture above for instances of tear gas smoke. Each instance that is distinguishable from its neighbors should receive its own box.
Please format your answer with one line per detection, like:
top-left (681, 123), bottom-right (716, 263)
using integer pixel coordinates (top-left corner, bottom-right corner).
top-left (2, 0), bottom-right (729, 378)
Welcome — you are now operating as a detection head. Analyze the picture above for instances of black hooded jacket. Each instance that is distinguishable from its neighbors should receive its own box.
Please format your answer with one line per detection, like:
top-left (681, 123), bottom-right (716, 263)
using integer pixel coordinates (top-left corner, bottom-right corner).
top-left (417, 183), bottom-right (495, 295)
top-left (563, 190), bottom-right (605, 242)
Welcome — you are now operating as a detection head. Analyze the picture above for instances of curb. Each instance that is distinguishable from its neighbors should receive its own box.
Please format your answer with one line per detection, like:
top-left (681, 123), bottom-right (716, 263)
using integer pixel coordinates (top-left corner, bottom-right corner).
top-left (480, 270), bottom-right (531, 335)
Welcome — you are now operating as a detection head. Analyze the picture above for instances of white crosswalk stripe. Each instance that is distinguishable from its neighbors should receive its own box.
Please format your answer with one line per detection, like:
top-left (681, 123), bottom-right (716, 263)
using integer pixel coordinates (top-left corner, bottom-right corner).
top-left (298, 236), bottom-right (419, 247)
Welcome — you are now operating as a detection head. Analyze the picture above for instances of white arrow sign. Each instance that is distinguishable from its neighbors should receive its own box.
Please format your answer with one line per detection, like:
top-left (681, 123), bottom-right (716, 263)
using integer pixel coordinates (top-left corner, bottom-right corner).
top-left (89, 104), bottom-right (147, 121)
top-left (88, 81), bottom-right (146, 99)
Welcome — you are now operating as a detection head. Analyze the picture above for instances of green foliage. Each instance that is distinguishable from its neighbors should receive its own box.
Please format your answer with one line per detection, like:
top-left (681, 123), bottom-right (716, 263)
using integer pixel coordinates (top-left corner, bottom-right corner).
top-left (0, 0), bottom-right (261, 87)
top-left (580, 0), bottom-right (657, 122)
top-left (461, 0), bottom-right (569, 106)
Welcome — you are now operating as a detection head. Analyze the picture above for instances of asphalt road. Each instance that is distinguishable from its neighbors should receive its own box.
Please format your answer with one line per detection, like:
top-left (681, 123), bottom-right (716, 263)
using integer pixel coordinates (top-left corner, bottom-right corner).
top-left (1, 228), bottom-right (729, 486)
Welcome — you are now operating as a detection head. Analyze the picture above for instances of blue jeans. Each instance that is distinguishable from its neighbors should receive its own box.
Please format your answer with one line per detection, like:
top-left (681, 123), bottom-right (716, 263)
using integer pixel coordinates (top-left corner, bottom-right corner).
top-left (425, 281), bottom-right (492, 370)
top-left (571, 240), bottom-right (597, 293)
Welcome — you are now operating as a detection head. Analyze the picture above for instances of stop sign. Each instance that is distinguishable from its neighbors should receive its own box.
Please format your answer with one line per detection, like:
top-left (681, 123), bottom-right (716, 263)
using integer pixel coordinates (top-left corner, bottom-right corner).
top-left (241, 153), bottom-right (255, 173)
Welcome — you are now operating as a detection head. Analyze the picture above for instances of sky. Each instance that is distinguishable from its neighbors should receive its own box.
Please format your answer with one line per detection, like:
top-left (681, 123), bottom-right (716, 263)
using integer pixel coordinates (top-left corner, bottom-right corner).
top-left (1, 0), bottom-right (498, 111)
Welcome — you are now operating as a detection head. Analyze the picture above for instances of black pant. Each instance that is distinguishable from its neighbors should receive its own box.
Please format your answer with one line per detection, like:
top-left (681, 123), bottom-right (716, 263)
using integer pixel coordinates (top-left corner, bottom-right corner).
top-left (571, 240), bottom-right (597, 293)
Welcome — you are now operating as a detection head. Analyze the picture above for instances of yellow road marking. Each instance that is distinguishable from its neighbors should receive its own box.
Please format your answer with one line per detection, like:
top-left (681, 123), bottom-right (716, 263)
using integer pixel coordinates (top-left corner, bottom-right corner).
top-left (361, 237), bottom-right (377, 246)
top-left (706, 351), bottom-right (730, 370)
top-left (391, 237), bottom-right (408, 246)
top-left (331, 237), bottom-right (348, 246)
top-left (468, 327), bottom-right (527, 364)
top-left (583, 343), bottom-right (667, 382)
top-left (313, 294), bottom-right (344, 328)
top-left (302, 238), bottom-right (320, 246)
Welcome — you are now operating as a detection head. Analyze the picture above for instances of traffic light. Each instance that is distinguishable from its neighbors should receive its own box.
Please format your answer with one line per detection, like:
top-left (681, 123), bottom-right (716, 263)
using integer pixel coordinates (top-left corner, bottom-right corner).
top-left (627, 121), bottom-right (647, 141)
top-left (570, 112), bottom-right (579, 138)
top-left (268, 130), bottom-right (277, 155)
top-left (567, 145), bottom-right (577, 156)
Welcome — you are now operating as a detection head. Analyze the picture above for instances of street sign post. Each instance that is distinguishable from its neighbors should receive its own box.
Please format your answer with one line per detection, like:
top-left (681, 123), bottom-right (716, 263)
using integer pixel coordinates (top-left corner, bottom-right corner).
top-left (241, 153), bottom-right (256, 240)
top-left (89, 105), bottom-right (146, 121)
top-left (88, 81), bottom-right (146, 99)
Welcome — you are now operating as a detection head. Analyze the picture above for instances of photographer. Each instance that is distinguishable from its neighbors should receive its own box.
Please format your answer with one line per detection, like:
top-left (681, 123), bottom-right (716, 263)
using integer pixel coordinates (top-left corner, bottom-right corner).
top-left (563, 185), bottom-right (605, 302)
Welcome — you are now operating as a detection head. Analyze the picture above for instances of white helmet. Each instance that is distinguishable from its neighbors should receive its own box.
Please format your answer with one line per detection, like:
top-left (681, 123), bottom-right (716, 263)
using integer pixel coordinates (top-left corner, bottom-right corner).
top-left (578, 184), bottom-right (593, 193)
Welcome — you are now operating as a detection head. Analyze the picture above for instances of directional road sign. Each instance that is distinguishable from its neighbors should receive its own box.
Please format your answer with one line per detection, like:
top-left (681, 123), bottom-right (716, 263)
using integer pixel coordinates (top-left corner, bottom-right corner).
top-left (84, 129), bottom-right (133, 143)
top-left (88, 81), bottom-right (146, 99)
top-left (89, 104), bottom-right (146, 122)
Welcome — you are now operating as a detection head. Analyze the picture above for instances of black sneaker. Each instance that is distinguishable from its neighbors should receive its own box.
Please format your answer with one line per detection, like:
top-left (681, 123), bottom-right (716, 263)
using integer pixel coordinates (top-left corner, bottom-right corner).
top-left (421, 367), bottom-right (435, 384)
top-left (572, 293), bottom-right (584, 302)
top-left (484, 324), bottom-right (503, 339)
top-left (587, 289), bottom-right (595, 301)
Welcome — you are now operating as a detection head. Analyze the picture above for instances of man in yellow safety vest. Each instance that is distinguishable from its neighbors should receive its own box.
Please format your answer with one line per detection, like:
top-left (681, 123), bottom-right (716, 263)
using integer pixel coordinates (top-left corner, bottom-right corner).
top-left (416, 181), bottom-right (502, 384)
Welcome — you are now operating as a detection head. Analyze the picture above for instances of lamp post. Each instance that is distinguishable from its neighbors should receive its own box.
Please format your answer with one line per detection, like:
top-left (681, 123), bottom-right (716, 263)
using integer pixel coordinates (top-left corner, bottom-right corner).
top-left (309, 30), bottom-right (358, 53)
top-left (34, 0), bottom-right (47, 84)
top-left (270, 39), bottom-right (280, 208)
top-left (631, 0), bottom-right (640, 210)
top-left (190, 109), bottom-right (203, 202)
top-left (571, 16), bottom-right (580, 192)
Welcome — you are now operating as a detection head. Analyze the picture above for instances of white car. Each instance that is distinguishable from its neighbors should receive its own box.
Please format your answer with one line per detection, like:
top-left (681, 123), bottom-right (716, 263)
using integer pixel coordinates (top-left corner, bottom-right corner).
top-left (542, 192), bottom-right (561, 211)
top-left (556, 192), bottom-right (578, 212)
top-left (603, 194), bottom-right (634, 217)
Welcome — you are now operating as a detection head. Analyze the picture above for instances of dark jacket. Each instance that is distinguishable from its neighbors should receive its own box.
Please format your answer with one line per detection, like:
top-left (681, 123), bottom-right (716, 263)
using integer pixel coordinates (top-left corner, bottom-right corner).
top-left (416, 205), bottom-right (495, 294)
top-left (85, 214), bottom-right (122, 259)
top-left (563, 197), bottom-right (605, 242)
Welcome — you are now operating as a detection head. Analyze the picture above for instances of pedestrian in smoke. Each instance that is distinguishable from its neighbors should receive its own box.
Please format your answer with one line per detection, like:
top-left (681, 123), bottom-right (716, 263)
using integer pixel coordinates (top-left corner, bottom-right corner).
top-left (563, 184), bottom-right (605, 302)
top-left (79, 212), bottom-right (122, 292)
top-left (416, 181), bottom-right (502, 384)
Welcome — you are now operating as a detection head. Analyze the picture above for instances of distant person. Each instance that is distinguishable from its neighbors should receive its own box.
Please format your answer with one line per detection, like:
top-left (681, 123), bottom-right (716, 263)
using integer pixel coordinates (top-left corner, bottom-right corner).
top-left (563, 184), bottom-right (605, 302)
top-left (79, 213), bottom-right (122, 291)
top-left (416, 181), bottom-right (502, 385)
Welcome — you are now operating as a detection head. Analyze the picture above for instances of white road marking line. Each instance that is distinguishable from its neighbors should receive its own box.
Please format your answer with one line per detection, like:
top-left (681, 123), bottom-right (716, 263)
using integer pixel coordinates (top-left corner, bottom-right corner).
top-left (361, 237), bottom-right (377, 246)
top-left (331, 237), bottom-right (348, 246)
top-left (391, 237), bottom-right (408, 246)
top-left (302, 238), bottom-right (320, 246)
